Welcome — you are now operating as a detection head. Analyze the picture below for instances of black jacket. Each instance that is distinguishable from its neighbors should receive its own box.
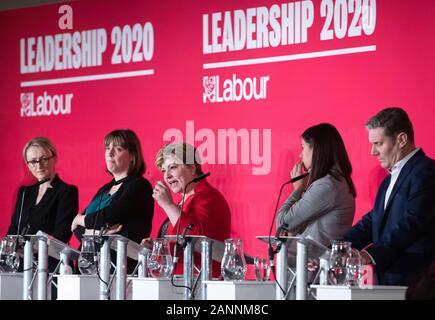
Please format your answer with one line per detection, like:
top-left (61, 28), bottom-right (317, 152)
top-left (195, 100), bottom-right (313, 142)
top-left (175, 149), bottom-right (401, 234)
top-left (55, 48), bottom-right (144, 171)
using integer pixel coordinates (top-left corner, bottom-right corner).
top-left (7, 175), bottom-right (78, 244)
top-left (344, 149), bottom-right (435, 285)
top-left (76, 175), bottom-right (154, 245)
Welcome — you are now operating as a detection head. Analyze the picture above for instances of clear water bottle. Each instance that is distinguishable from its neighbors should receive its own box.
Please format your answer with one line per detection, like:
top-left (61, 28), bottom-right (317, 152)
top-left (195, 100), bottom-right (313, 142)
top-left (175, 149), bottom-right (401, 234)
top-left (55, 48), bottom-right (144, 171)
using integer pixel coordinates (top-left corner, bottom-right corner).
top-left (78, 235), bottom-right (100, 275)
top-left (148, 238), bottom-right (173, 278)
top-left (221, 239), bottom-right (247, 281)
top-left (327, 240), bottom-right (352, 285)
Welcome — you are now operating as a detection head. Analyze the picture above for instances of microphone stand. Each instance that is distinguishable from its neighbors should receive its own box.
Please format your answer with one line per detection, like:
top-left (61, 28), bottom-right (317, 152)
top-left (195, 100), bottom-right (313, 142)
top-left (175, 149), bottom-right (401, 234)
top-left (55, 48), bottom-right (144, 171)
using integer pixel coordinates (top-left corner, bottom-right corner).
top-left (268, 181), bottom-right (292, 275)
top-left (172, 172), bottom-right (210, 271)
top-left (15, 178), bottom-right (51, 249)
top-left (16, 178), bottom-right (50, 237)
top-left (16, 188), bottom-right (27, 239)
top-left (90, 178), bottom-right (123, 294)
top-left (170, 172), bottom-right (210, 295)
top-left (267, 172), bottom-right (309, 295)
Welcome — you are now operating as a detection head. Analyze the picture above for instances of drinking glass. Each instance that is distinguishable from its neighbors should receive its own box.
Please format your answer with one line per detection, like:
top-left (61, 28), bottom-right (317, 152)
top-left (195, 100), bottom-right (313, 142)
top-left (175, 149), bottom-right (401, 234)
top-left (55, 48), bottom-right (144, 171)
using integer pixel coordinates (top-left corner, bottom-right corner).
top-left (254, 256), bottom-right (271, 281)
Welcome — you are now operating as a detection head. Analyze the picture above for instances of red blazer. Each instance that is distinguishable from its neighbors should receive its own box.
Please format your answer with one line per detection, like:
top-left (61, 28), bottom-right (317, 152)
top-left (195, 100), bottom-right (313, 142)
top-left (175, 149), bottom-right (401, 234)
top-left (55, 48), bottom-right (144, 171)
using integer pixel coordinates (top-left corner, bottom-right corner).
top-left (166, 179), bottom-right (231, 278)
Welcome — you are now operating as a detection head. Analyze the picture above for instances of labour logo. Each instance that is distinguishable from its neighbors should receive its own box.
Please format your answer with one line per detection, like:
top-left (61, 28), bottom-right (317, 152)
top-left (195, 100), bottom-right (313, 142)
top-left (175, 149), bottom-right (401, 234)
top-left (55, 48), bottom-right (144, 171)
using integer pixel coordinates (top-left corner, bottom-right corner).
top-left (203, 76), bottom-right (216, 103)
top-left (20, 92), bottom-right (34, 117)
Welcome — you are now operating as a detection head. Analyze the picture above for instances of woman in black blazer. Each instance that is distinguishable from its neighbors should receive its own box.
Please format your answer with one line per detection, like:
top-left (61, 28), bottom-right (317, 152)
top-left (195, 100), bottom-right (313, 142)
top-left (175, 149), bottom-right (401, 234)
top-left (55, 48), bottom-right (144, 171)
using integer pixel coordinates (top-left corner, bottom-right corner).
top-left (71, 129), bottom-right (154, 274)
top-left (7, 137), bottom-right (78, 242)
top-left (6, 137), bottom-right (78, 276)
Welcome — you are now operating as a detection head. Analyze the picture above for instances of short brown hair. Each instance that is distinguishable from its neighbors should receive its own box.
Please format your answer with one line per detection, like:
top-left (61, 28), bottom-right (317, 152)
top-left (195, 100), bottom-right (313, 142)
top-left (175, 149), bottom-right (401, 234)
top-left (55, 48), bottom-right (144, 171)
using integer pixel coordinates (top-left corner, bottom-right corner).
top-left (366, 107), bottom-right (414, 143)
top-left (104, 129), bottom-right (145, 176)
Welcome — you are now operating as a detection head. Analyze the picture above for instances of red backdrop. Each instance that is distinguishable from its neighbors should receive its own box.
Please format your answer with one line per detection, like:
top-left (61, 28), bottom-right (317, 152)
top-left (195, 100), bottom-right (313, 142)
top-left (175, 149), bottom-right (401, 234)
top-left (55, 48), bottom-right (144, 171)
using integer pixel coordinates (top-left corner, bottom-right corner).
top-left (1, 0), bottom-right (434, 273)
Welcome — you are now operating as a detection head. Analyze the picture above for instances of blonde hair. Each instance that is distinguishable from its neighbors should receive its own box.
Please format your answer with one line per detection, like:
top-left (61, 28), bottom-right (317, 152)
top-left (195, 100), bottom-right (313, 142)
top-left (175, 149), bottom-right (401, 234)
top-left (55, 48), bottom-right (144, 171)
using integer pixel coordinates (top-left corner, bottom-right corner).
top-left (23, 137), bottom-right (57, 161)
top-left (155, 142), bottom-right (203, 175)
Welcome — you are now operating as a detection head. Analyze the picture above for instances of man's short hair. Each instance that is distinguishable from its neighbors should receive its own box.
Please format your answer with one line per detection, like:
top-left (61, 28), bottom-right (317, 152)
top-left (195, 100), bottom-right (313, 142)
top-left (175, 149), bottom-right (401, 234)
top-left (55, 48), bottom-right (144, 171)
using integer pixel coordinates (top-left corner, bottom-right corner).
top-left (365, 107), bottom-right (414, 143)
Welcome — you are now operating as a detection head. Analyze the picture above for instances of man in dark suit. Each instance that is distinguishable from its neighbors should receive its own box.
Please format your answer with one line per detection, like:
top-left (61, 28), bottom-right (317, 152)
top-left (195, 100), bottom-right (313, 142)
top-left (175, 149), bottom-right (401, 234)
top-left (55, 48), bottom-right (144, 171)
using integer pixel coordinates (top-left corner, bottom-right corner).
top-left (344, 107), bottom-right (435, 285)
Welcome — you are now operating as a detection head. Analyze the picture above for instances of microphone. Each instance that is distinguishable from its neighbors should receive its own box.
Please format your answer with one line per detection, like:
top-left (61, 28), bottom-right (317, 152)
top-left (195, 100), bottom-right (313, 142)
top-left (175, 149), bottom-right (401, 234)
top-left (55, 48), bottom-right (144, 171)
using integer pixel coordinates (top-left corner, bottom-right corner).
top-left (171, 173), bottom-right (210, 277)
top-left (273, 223), bottom-right (288, 258)
top-left (268, 173), bottom-right (308, 249)
top-left (170, 223), bottom-right (194, 294)
top-left (99, 223), bottom-right (111, 236)
top-left (288, 172), bottom-right (309, 183)
top-left (189, 172), bottom-right (210, 184)
top-left (92, 180), bottom-right (115, 234)
top-left (267, 178), bottom-right (294, 284)
top-left (267, 173), bottom-right (308, 295)
top-left (275, 223), bottom-right (288, 239)
top-left (16, 177), bottom-right (51, 236)
top-left (173, 223), bottom-right (193, 263)
top-left (181, 224), bottom-right (193, 248)
top-left (174, 172), bottom-right (210, 247)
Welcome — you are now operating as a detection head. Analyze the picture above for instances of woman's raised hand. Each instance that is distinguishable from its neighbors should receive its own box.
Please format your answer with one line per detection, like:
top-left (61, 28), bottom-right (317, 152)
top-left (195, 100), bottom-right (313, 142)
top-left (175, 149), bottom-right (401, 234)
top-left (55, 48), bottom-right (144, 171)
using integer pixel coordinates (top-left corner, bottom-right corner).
top-left (291, 162), bottom-right (308, 191)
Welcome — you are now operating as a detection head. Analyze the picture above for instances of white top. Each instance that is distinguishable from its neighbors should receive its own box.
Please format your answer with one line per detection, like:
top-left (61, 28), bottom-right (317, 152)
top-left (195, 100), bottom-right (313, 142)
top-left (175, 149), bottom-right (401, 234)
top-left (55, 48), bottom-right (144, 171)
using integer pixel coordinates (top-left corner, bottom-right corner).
top-left (384, 147), bottom-right (420, 209)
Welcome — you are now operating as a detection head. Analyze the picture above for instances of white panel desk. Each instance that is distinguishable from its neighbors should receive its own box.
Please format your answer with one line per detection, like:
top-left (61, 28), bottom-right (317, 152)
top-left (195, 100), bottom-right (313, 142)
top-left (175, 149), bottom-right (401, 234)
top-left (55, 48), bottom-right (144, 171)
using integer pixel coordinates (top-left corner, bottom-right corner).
top-left (312, 285), bottom-right (407, 300)
top-left (204, 281), bottom-right (275, 300)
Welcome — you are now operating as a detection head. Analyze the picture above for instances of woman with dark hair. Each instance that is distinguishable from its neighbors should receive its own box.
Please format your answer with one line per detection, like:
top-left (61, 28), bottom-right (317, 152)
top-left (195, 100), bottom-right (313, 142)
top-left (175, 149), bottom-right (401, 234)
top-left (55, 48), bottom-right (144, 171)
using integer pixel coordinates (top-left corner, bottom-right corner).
top-left (71, 130), bottom-right (154, 262)
top-left (276, 123), bottom-right (356, 247)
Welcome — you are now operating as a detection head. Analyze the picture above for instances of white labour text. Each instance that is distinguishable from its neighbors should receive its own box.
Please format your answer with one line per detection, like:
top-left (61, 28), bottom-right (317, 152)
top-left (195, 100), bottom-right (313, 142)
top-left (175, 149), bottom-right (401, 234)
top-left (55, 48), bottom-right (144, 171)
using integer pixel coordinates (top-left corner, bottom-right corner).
top-left (203, 1), bottom-right (314, 53)
top-left (20, 28), bottom-right (107, 73)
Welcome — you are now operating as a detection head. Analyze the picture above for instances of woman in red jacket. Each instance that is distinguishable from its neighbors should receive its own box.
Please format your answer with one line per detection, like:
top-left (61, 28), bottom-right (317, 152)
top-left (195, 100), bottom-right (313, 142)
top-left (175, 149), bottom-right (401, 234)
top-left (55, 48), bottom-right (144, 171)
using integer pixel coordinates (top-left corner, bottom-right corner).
top-left (152, 142), bottom-right (231, 278)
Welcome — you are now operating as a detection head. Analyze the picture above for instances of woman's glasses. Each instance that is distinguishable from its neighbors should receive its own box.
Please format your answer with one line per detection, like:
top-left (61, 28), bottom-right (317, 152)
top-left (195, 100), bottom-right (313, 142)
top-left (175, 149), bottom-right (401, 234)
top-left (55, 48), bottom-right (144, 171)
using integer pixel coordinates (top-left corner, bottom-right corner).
top-left (27, 156), bottom-right (53, 167)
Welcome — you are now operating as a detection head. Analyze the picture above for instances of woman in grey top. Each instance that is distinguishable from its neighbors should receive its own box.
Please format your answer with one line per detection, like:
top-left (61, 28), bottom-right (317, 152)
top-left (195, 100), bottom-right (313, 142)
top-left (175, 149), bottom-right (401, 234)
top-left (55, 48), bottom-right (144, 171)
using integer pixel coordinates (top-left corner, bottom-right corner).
top-left (276, 123), bottom-right (356, 247)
